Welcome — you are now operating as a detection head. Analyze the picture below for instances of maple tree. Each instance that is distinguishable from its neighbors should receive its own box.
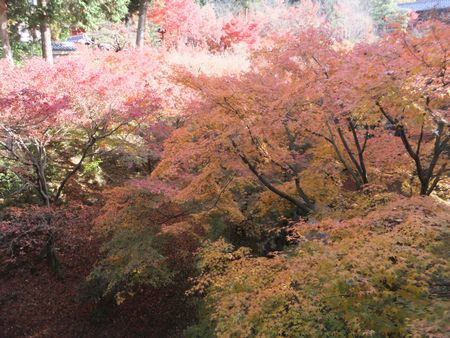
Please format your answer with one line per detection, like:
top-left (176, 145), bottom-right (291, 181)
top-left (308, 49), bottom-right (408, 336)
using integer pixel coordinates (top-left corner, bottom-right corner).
top-left (259, 27), bottom-right (377, 190)
top-left (0, 50), bottom-right (161, 206)
top-left (334, 19), bottom-right (449, 195)
top-left (375, 21), bottom-right (449, 196)
top-left (154, 15), bottom-right (337, 223)
top-left (83, 178), bottom-right (202, 305)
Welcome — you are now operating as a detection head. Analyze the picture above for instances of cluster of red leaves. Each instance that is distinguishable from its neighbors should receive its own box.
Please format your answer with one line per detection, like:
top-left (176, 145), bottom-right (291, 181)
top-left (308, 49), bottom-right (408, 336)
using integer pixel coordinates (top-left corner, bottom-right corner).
top-left (220, 17), bottom-right (259, 49)
top-left (0, 206), bottom-right (92, 274)
top-left (147, 0), bottom-right (324, 50)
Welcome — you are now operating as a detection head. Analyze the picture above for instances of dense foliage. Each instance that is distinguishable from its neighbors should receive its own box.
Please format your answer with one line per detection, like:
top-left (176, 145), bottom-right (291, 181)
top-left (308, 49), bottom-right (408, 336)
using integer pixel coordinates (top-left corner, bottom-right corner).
top-left (0, 1), bottom-right (449, 337)
top-left (188, 197), bottom-right (450, 337)
top-left (0, 49), bottom-right (162, 205)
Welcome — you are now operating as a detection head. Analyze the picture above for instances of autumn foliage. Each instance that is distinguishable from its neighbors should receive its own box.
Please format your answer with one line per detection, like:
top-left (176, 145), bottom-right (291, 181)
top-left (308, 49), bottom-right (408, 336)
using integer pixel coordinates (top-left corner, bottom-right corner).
top-left (0, 1), bottom-right (449, 337)
top-left (188, 196), bottom-right (450, 337)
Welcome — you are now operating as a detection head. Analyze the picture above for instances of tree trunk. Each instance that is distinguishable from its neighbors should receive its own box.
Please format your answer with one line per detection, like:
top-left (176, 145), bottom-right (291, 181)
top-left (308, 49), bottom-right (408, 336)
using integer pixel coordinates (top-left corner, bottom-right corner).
top-left (377, 102), bottom-right (449, 196)
top-left (54, 135), bottom-right (97, 203)
top-left (136, 0), bottom-right (148, 48)
top-left (34, 157), bottom-right (51, 207)
top-left (38, 0), bottom-right (53, 64)
top-left (0, 0), bottom-right (13, 65)
top-left (231, 139), bottom-right (314, 215)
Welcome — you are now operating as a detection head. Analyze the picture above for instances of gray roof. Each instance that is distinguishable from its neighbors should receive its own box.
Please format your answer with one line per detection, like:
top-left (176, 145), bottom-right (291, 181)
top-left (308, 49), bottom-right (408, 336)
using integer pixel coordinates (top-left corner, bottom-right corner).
top-left (398, 0), bottom-right (450, 12)
top-left (51, 41), bottom-right (76, 52)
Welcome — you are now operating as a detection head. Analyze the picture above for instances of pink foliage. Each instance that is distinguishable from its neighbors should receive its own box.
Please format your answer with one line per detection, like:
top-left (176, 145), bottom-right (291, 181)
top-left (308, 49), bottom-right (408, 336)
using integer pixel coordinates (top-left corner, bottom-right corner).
top-left (220, 16), bottom-right (259, 49)
top-left (147, 0), bottom-right (324, 51)
top-left (0, 50), bottom-right (167, 203)
top-left (148, 0), bottom-right (210, 46)
top-left (0, 50), bottom-right (163, 140)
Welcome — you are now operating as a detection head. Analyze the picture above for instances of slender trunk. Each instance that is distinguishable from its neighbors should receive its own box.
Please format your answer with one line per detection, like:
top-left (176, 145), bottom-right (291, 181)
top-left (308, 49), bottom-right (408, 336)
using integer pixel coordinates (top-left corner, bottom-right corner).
top-left (348, 120), bottom-right (369, 185)
top-left (35, 163), bottom-right (50, 207)
top-left (231, 139), bottom-right (313, 215)
top-left (38, 0), bottom-right (53, 64)
top-left (136, 0), bottom-right (148, 49)
top-left (323, 121), bottom-right (361, 188)
top-left (377, 102), bottom-right (449, 196)
top-left (54, 136), bottom-right (96, 203)
top-left (337, 126), bottom-right (366, 187)
top-left (0, 0), bottom-right (13, 65)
